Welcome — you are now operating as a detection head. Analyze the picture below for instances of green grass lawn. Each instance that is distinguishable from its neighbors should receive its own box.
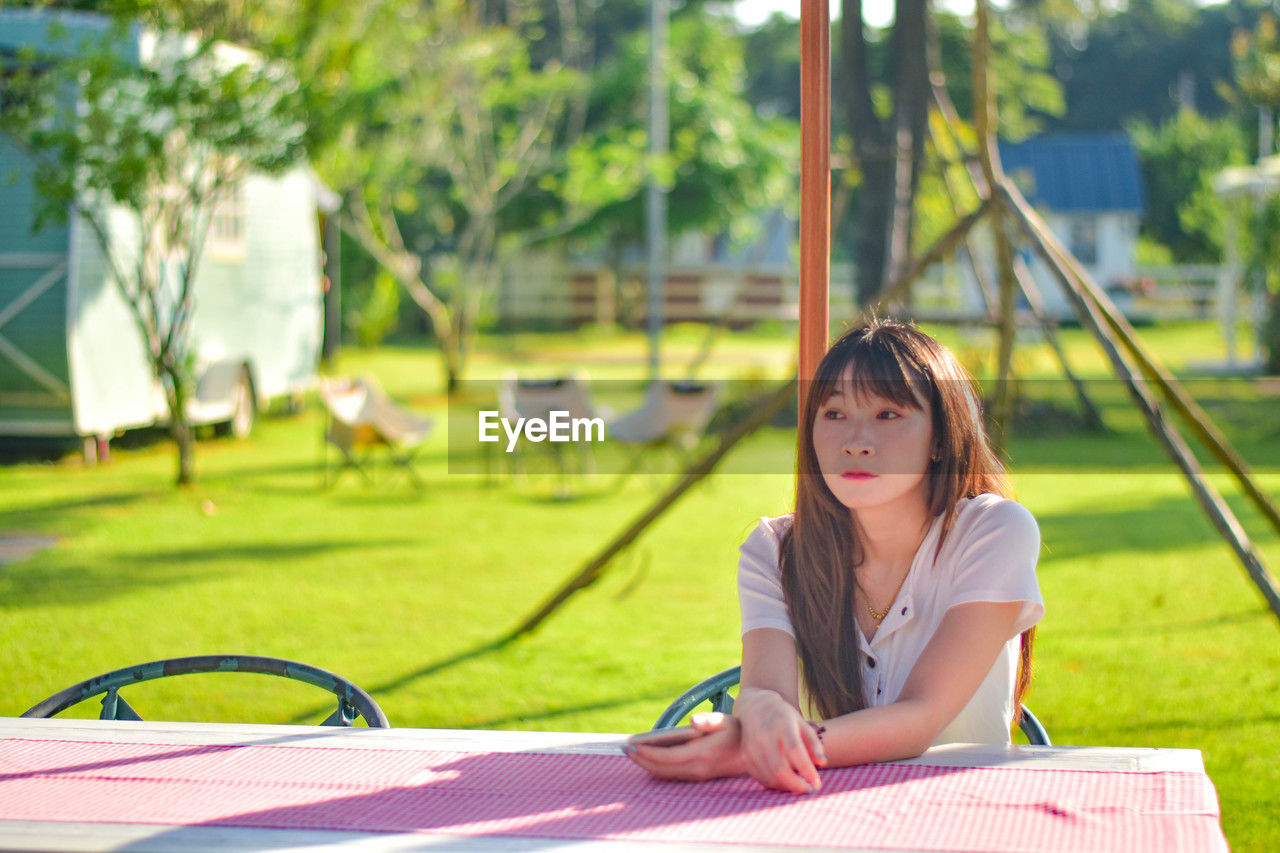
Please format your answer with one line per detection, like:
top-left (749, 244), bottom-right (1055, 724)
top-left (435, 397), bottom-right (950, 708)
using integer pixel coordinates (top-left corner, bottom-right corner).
top-left (1, 320), bottom-right (1276, 849)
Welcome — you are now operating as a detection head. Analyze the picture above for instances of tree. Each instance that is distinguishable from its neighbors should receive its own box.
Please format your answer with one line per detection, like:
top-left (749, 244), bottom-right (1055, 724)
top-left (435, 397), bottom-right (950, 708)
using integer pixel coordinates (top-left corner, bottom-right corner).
top-left (538, 12), bottom-right (797, 284)
top-left (839, 0), bottom-right (932, 306)
top-left (1129, 110), bottom-right (1247, 262)
top-left (307, 0), bottom-right (595, 391)
top-left (1232, 11), bottom-right (1280, 371)
top-left (1038, 0), bottom-right (1257, 133)
top-left (932, 11), bottom-right (1064, 143)
top-left (2, 23), bottom-right (306, 485)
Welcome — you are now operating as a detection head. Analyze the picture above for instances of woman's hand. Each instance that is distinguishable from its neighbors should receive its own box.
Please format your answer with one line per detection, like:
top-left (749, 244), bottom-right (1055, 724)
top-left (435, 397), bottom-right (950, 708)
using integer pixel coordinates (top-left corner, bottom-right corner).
top-left (733, 687), bottom-right (827, 794)
top-left (625, 712), bottom-right (747, 782)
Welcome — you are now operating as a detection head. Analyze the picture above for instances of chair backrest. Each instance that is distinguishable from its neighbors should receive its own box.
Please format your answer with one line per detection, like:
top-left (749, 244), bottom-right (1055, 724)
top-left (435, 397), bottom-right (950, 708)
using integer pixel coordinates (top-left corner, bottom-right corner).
top-left (21, 654), bottom-right (390, 728)
top-left (500, 374), bottom-right (596, 423)
top-left (319, 377), bottom-right (371, 426)
top-left (660, 382), bottom-right (720, 435)
top-left (358, 379), bottom-right (433, 443)
top-left (608, 381), bottom-right (721, 445)
top-left (653, 666), bottom-right (1051, 746)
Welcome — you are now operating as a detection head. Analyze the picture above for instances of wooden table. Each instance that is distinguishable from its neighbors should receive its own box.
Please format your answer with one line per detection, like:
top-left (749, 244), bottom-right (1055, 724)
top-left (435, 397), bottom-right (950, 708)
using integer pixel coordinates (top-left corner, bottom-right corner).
top-left (0, 716), bottom-right (1227, 851)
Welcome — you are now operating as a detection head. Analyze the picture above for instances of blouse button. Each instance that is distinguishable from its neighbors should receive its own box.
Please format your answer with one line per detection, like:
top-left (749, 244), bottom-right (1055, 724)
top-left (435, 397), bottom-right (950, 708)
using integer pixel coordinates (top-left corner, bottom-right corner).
top-left (901, 606), bottom-right (908, 615)
top-left (867, 656), bottom-right (876, 668)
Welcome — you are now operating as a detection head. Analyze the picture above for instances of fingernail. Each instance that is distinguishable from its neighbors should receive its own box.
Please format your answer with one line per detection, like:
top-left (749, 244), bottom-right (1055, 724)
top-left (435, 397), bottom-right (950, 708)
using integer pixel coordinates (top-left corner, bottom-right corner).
top-left (805, 784), bottom-right (816, 795)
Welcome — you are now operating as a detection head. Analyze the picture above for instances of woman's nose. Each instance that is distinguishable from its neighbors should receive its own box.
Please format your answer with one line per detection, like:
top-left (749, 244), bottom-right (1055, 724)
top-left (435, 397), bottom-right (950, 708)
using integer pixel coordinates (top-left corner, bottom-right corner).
top-left (841, 425), bottom-right (873, 456)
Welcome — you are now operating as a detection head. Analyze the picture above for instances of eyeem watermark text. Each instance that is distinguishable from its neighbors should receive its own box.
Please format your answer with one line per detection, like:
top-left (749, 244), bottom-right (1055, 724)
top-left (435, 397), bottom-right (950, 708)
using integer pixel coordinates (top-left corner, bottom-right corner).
top-left (478, 410), bottom-right (605, 452)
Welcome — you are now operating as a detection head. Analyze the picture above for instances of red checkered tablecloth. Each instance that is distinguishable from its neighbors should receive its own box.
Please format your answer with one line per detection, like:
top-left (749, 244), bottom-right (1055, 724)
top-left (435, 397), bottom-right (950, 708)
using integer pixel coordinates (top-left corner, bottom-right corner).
top-left (0, 737), bottom-right (1228, 851)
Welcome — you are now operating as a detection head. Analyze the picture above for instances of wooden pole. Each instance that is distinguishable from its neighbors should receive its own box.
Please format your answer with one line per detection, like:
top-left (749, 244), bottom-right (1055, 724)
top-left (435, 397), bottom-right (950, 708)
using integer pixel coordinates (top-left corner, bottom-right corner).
top-left (925, 86), bottom-right (1105, 431)
top-left (875, 198), bottom-right (992, 311)
top-left (799, 0), bottom-right (831, 389)
top-left (1010, 254), bottom-right (1107, 431)
top-left (1002, 181), bottom-right (1280, 625)
top-left (1009, 186), bottom-right (1280, 540)
top-left (972, 0), bottom-right (1018, 447)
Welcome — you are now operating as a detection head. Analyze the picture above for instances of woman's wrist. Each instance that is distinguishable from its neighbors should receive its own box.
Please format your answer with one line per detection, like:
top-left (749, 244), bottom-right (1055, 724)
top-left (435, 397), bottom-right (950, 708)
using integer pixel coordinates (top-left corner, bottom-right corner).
top-left (735, 685), bottom-right (795, 714)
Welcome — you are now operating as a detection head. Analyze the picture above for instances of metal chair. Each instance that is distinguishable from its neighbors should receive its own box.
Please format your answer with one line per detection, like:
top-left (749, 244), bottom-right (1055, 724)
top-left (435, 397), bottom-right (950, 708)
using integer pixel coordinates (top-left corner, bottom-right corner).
top-left (495, 373), bottom-right (599, 490)
top-left (607, 380), bottom-right (721, 478)
top-left (21, 654), bottom-right (390, 728)
top-left (653, 666), bottom-right (1050, 746)
top-left (319, 376), bottom-right (434, 488)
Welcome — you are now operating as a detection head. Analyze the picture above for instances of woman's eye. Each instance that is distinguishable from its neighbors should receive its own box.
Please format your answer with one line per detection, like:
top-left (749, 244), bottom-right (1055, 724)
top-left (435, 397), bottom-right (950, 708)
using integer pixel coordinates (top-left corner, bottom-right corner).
top-left (821, 408), bottom-right (843, 420)
top-left (877, 410), bottom-right (900, 420)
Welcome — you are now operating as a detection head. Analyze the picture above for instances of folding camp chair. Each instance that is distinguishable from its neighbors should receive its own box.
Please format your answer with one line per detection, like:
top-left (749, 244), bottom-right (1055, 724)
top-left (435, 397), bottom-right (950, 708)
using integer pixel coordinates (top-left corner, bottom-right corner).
top-left (22, 654), bottom-right (389, 727)
top-left (607, 380), bottom-right (721, 478)
top-left (653, 666), bottom-right (1050, 746)
top-left (495, 373), bottom-right (599, 491)
top-left (319, 376), bottom-right (434, 488)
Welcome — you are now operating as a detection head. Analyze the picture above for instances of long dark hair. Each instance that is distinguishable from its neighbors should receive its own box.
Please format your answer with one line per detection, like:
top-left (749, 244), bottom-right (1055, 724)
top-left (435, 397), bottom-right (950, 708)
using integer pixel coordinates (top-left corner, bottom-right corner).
top-left (780, 318), bottom-right (1034, 722)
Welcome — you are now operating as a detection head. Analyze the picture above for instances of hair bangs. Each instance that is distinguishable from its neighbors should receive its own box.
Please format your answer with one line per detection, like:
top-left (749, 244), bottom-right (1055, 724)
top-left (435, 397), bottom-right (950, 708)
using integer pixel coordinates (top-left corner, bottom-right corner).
top-left (816, 328), bottom-right (931, 413)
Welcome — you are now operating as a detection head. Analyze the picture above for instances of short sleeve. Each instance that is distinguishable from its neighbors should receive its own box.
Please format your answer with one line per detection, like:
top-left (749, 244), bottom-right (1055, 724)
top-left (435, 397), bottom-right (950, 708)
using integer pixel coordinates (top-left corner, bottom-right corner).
top-left (737, 518), bottom-right (795, 637)
top-left (947, 498), bottom-right (1044, 635)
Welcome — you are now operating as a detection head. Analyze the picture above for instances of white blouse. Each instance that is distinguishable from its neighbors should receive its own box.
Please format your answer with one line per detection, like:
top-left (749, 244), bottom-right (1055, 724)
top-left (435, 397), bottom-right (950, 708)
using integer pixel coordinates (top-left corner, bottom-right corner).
top-left (737, 493), bottom-right (1044, 744)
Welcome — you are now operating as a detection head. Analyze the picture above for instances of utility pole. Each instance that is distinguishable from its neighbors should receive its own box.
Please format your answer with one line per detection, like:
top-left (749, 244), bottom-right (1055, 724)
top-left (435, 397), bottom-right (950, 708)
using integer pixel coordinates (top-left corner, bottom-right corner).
top-left (646, 0), bottom-right (669, 379)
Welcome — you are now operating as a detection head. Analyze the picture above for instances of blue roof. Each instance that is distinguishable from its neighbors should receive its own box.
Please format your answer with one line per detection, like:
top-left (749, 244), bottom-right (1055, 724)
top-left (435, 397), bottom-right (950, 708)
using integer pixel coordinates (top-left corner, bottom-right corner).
top-left (998, 134), bottom-right (1145, 214)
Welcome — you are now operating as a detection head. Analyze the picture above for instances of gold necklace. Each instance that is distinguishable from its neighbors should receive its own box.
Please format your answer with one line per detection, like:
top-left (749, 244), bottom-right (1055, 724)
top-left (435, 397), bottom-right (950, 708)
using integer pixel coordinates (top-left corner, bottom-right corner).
top-left (855, 569), bottom-right (909, 624)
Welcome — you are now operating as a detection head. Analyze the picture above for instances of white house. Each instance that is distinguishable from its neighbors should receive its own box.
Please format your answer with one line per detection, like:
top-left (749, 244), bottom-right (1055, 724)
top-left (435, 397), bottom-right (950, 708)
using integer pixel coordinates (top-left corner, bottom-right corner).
top-left (997, 133), bottom-right (1147, 321)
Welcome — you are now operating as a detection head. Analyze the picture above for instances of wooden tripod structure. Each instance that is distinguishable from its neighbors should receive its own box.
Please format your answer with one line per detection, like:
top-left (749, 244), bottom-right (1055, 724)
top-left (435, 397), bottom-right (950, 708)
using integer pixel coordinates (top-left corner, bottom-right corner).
top-left (507, 0), bottom-right (1280, 642)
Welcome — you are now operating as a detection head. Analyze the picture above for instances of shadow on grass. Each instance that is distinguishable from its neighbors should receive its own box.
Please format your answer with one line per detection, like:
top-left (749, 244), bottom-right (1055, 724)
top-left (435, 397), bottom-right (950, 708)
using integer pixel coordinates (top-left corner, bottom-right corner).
top-left (116, 538), bottom-right (419, 565)
top-left (280, 637), bottom-right (513, 725)
top-left (1063, 607), bottom-right (1268, 640)
top-left (0, 538), bottom-right (417, 609)
top-left (0, 491), bottom-right (154, 530)
top-left (443, 685), bottom-right (686, 730)
top-left (284, 630), bottom-right (694, 731)
top-left (0, 560), bottom-right (207, 609)
top-left (1036, 492), bottom-right (1278, 562)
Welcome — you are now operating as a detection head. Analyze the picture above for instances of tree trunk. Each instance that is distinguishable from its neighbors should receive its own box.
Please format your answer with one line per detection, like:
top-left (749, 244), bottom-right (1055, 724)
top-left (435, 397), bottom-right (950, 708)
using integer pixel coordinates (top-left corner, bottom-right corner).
top-left (444, 336), bottom-right (464, 394)
top-left (853, 159), bottom-right (894, 305)
top-left (161, 364), bottom-right (196, 487)
top-left (1264, 292), bottom-right (1280, 374)
top-left (840, 0), bottom-right (931, 309)
top-left (885, 0), bottom-right (930, 287)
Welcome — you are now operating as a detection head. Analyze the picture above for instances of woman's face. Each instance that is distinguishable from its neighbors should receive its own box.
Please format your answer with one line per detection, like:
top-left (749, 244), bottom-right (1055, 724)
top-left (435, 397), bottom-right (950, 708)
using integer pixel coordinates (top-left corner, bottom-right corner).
top-left (811, 368), bottom-right (934, 516)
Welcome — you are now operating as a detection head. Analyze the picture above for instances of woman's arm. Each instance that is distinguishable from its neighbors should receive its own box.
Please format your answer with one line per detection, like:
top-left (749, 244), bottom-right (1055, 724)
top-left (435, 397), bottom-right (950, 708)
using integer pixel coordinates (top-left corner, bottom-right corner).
top-left (818, 600), bottom-right (1021, 766)
top-left (626, 628), bottom-right (825, 793)
top-left (733, 627), bottom-right (826, 792)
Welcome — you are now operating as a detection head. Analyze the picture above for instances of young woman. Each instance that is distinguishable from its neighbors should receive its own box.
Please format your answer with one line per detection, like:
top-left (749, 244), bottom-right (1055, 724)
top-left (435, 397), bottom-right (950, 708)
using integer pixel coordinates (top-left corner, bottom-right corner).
top-left (626, 319), bottom-right (1043, 794)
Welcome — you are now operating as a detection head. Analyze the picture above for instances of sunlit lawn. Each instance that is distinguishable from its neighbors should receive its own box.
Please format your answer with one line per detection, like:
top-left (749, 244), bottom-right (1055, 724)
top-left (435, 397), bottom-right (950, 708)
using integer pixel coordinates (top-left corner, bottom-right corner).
top-left (0, 320), bottom-right (1276, 849)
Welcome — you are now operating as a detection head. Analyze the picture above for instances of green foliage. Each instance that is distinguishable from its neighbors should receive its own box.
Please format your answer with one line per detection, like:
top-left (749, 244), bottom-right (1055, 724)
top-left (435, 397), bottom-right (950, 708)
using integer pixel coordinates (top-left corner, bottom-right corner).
top-left (1043, 0), bottom-right (1253, 131)
top-left (1129, 110), bottom-right (1248, 262)
top-left (934, 11), bottom-right (1066, 141)
top-left (1228, 11), bottom-right (1280, 370)
top-left (1233, 12), bottom-right (1280, 111)
top-left (347, 270), bottom-right (402, 347)
top-left (740, 12), bottom-right (801, 121)
top-left (543, 12), bottom-right (797, 256)
top-left (3, 20), bottom-right (306, 261)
